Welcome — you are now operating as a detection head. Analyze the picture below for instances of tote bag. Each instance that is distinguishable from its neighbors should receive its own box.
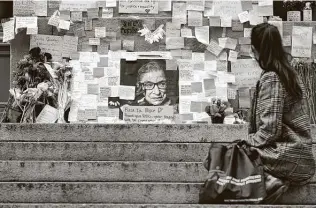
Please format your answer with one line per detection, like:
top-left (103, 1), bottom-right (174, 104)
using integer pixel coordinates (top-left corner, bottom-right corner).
top-left (199, 141), bottom-right (267, 204)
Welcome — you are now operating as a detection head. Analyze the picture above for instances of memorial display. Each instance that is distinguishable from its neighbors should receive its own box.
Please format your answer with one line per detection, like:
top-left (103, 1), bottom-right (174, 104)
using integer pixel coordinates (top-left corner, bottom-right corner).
top-left (1, 0), bottom-right (315, 124)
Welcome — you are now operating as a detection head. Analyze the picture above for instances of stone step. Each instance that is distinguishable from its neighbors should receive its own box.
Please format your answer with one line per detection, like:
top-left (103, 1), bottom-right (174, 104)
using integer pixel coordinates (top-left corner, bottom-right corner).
top-left (1, 161), bottom-right (316, 183)
top-left (0, 204), bottom-right (314, 208)
top-left (0, 182), bottom-right (314, 204)
top-left (0, 124), bottom-right (255, 142)
top-left (1, 124), bottom-right (314, 142)
top-left (1, 142), bottom-right (316, 164)
top-left (0, 142), bottom-right (210, 162)
top-left (0, 161), bottom-right (207, 182)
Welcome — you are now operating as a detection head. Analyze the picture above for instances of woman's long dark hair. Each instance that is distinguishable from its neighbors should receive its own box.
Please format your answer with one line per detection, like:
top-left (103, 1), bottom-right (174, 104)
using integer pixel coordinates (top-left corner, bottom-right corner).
top-left (251, 23), bottom-right (302, 98)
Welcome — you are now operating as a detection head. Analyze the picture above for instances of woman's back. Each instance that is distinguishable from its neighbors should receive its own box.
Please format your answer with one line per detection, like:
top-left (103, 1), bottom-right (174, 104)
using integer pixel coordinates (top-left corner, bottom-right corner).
top-left (251, 71), bottom-right (315, 183)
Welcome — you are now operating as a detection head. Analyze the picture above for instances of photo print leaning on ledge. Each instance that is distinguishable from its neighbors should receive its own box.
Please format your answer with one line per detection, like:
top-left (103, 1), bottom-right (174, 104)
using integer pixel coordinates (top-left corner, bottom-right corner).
top-left (109, 59), bottom-right (179, 123)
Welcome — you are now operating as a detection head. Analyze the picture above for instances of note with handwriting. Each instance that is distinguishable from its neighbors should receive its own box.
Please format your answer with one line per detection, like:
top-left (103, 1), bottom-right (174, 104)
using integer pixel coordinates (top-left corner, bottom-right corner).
top-left (87, 8), bottom-right (99, 19)
top-left (2, 20), bottom-right (15, 42)
top-left (16, 17), bottom-right (38, 29)
top-left (220, 16), bottom-right (232, 27)
top-left (244, 28), bottom-right (252, 37)
top-left (119, 85), bottom-right (135, 100)
top-left (188, 11), bottom-right (203, 27)
top-left (181, 28), bottom-right (193, 38)
top-left (58, 20), bottom-right (70, 30)
top-left (238, 11), bottom-right (249, 23)
top-left (13, 0), bottom-right (34, 16)
top-left (30, 34), bottom-right (63, 61)
top-left (95, 27), bottom-right (106, 38)
top-left (102, 8), bottom-right (114, 18)
top-left (228, 50), bottom-right (238, 62)
top-left (283, 35), bottom-right (291, 47)
top-left (292, 26), bottom-right (312, 58)
top-left (26, 27), bottom-right (38, 35)
top-left (213, 0), bottom-right (243, 19)
top-left (34, 0), bottom-right (48, 16)
top-left (180, 82), bottom-right (192, 96)
top-left (122, 40), bottom-right (135, 51)
top-left (159, 0), bottom-right (171, 11)
top-left (62, 36), bottom-right (78, 58)
top-left (119, 0), bottom-right (158, 14)
top-left (106, 0), bottom-right (117, 7)
top-left (36, 105), bottom-right (58, 123)
top-left (195, 26), bottom-right (209, 45)
top-left (166, 37), bottom-right (184, 50)
top-left (71, 11), bottom-right (83, 22)
top-left (209, 16), bottom-right (221, 27)
top-left (172, 2), bottom-right (187, 24)
top-left (187, 0), bottom-right (205, 11)
top-left (206, 40), bottom-right (223, 56)
top-left (231, 59), bottom-right (261, 88)
top-left (89, 38), bottom-right (101, 45)
top-left (232, 20), bottom-right (244, 31)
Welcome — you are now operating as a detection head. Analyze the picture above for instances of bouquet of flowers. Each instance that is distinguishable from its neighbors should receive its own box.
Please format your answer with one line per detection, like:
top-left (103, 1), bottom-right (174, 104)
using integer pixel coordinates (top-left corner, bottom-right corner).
top-left (1, 47), bottom-right (72, 123)
top-left (291, 58), bottom-right (316, 124)
top-left (283, 0), bottom-right (304, 11)
top-left (53, 62), bottom-right (72, 123)
top-left (205, 98), bottom-right (231, 124)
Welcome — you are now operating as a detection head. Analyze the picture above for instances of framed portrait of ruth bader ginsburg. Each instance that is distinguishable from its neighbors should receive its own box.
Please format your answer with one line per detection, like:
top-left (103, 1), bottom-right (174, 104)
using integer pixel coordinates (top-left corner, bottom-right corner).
top-left (110, 59), bottom-right (179, 118)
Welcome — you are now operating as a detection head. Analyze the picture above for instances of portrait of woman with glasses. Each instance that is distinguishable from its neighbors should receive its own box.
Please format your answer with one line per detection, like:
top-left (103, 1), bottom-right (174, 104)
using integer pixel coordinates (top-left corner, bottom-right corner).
top-left (135, 61), bottom-right (173, 106)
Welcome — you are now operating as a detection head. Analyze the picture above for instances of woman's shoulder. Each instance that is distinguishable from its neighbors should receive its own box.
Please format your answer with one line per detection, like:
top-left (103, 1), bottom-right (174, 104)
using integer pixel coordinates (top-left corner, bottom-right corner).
top-left (260, 71), bottom-right (281, 83)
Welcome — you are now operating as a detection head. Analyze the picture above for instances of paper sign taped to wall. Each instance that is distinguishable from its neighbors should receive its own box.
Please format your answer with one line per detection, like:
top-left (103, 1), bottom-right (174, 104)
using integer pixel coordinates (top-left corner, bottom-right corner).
top-left (231, 59), bottom-right (261, 88)
top-left (291, 26), bottom-right (312, 58)
top-left (123, 106), bottom-right (174, 123)
top-left (212, 0), bottom-right (243, 19)
top-left (30, 34), bottom-right (63, 61)
top-left (119, 0), bottom-right (158, 14)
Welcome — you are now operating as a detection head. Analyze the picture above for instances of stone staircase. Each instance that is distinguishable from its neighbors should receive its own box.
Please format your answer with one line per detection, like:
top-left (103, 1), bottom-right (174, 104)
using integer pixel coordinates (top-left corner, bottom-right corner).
top-left (0, 124), bottom-right (315, 207)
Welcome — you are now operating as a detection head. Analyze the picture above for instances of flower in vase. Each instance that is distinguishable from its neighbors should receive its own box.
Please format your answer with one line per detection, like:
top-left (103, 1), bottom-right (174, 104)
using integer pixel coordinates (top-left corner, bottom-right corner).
top-left (37, 82), bottom-right (49, 92)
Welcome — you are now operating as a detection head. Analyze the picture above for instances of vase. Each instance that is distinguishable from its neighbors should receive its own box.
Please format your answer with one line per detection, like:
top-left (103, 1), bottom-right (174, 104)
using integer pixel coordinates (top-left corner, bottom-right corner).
top-left (287, 11), bottom-right (301, 21)
top-left (57, 107), bottom-right (66, 123)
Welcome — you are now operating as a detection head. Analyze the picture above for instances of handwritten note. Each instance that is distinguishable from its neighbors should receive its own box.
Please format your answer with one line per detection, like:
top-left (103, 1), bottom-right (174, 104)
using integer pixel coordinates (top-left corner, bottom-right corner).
top-left (213, 0), bottom-right (243, 18)
top-left (159, 0), bottom-right (171, 11)
top-left (102, 8), bottom-right (114, 18)
top-left (2, 20), bottom-right (15, 42)
top-left (188, 11), bottom-right (203, 27)
top-left (283, 35), bottom-right (292, 47)
top-left (209, 16), bottom-right (221, 27)
top-left (36, 105), bottom-right (58, 123)
top-left (119, 0), bottom-right (158, 14)
top-left (26, 27), bottom-right (37, 35)
top-left (228, 50), bottom-right (238, 62)
top-left (232, 20), bottom-right (244, 31)
top-left (238, 11), bottom-right (249, 23)
top-left (30, 34), bottom-right (63, 61)
top-left (58, 20), bottom-right (70, 30)
top-left (123, 106), bottom-right (174, 123)
top-left (89, 38), bottom-right (101, 45)
top-left (187, 0), bottom-right (205, 11)
top-left (34, 0), bottom-right (48, 16)
top-left (122, 40), bottom-right (135, 51)
top-left (13, 0), bottom-right (34, 16)
top-left (71, 11), bottom-right (83, 22)
top-left (62, 35), bottom-right (78, 58)
top-left (119, 85), bottom-right (135, 100)
top-left (166, 37), bottom-right (184, 50)
top-left (292, 26), bottom-right (312, 58)
top-left (231, 59), bottom-right (262, 88)
top-left (220, 16), bottom-right (232, 27)
top-left (195, 26), bottom-right (209, 45)
top-left (181, 28), bottom-right (193, 38)
top-left (172, 2), bottom-right (187, 24)
top-left (206, 40), bottom-right (223, 56)
top-left (95, 27), bottom-right (106, 38)
top-left (16, 17), bottom-right (38, 29)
